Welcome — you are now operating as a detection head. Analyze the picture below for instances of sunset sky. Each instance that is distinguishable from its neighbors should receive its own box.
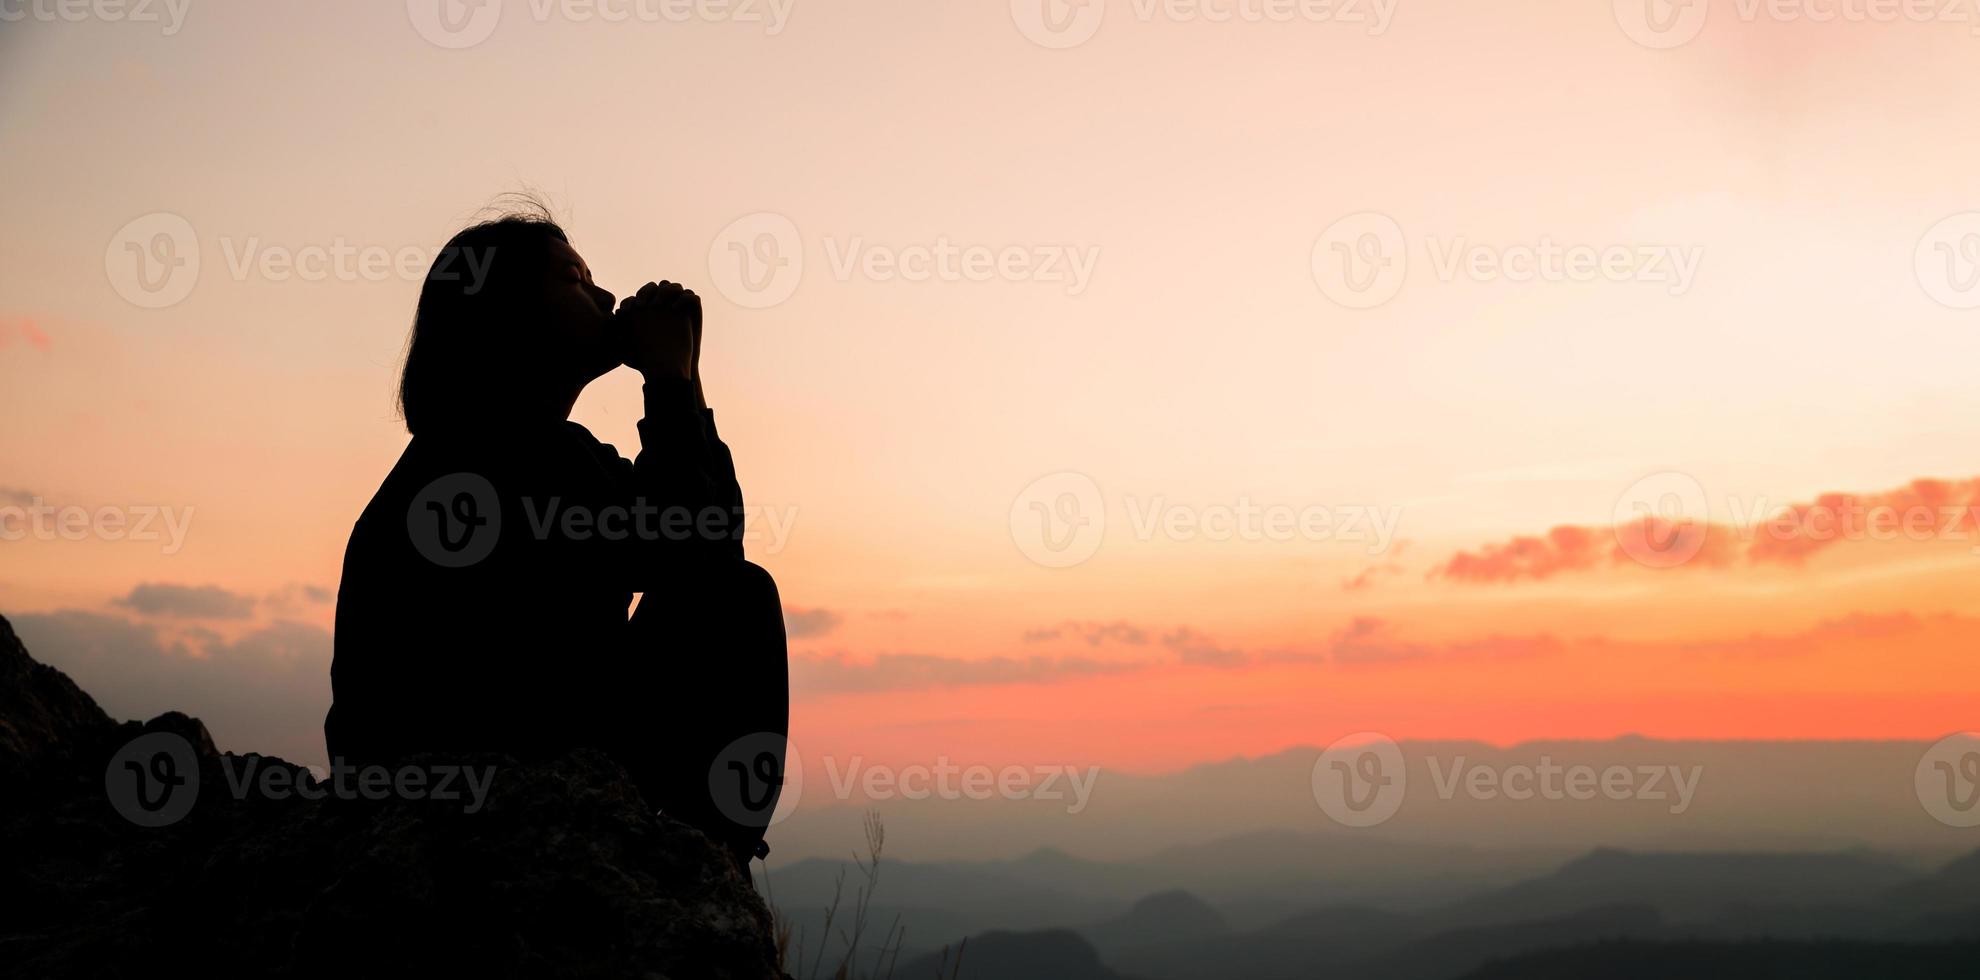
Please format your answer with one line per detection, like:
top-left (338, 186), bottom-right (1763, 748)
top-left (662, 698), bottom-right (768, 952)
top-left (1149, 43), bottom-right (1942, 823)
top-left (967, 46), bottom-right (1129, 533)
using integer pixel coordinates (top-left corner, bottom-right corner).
top-left (4, 1), bottom-right (1980, 780)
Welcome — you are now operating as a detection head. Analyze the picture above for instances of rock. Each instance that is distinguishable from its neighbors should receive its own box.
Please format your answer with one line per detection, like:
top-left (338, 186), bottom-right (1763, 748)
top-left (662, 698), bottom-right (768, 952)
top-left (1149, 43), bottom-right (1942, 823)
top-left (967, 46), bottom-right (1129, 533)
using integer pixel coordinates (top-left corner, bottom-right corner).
top-left (0, 609), bottom-right (114, 790)
top-left (0, 613), bottom-right (782, 979)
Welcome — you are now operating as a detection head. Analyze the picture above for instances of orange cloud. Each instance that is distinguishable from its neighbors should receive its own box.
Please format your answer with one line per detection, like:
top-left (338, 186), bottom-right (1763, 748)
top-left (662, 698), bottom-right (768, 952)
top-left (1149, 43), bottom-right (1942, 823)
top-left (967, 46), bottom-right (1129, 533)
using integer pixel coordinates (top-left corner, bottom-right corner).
top-left (1435, 525), bottom-right (1607, 583)
top-left (1434, 475), bottom-right (1980, 584)
top-left (1744, 478), bottom-right (1980, 566)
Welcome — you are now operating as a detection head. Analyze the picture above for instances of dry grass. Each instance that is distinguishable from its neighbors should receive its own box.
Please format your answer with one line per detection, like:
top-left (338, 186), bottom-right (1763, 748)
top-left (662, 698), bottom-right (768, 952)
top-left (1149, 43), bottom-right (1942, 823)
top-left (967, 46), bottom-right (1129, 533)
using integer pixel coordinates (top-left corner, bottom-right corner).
top-left (762, 812), bottom-right (965, 980)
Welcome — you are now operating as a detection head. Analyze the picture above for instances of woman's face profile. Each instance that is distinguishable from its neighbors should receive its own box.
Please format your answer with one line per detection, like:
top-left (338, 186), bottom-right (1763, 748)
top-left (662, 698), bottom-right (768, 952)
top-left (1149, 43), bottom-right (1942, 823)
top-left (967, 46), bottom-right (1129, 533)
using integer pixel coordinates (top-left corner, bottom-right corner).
top-left (541, 237), bottom-right (622, 384)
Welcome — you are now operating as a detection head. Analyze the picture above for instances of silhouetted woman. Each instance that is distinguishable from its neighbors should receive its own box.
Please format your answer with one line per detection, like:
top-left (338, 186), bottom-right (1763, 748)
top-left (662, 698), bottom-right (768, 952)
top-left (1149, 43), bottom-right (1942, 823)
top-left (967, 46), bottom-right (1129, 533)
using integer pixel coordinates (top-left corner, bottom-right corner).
top-left (326, 206), bottom-right (788, 869)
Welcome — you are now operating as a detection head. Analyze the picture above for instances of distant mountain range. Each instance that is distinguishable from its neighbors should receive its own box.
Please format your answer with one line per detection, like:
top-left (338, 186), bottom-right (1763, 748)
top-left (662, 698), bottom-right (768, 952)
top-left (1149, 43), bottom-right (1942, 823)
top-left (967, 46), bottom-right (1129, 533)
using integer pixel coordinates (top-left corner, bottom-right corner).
top-left (1455, 939), bottom-right (1980, 980)
top-left (765, 844), bottom-right (1980, 980)
top-left (896, 930), bottom-right (1130, 980)
top-left (764, 736), bottom-right (1977, 978)
top-left (769, 737), bottom-right (1972, 867)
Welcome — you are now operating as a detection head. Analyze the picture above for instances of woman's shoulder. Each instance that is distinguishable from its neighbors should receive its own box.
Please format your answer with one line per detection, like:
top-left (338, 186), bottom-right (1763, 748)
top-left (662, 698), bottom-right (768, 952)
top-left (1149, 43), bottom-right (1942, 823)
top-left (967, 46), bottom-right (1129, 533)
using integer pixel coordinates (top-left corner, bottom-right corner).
top-left (351, 425), bottom-right (628, 532)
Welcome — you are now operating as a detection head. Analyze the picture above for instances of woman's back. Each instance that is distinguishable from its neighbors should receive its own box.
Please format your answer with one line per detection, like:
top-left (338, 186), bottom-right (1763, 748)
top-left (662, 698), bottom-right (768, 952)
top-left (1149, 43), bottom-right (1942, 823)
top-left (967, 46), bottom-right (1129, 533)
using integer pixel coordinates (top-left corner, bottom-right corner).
top-left (327, 420), bottom-right (634, 766)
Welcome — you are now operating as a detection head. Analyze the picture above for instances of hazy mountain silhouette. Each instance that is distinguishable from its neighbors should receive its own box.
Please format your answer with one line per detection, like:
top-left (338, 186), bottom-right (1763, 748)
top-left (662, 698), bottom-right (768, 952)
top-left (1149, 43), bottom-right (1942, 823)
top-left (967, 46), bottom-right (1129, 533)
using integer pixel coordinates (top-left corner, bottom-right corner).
top-left (1433, 847), bottom-right (1917, 929)
top-left (763, 836), bottom-right (1543, 966)
top-left (1887, 847), bottom-right (1980, 907)
top-left (1132, 829), bottom-right (1548, 918)
top-left (770, 832), bottom-right (1552, 933)
top-left (769, 738), bottom-right (1959, 866)
top-left (1081, 890), bottom-right (1230, 957)
top-left (763, 854), bottom-right (1118, 969)
top-left (1105, 904), bottom-right (1426, 980)
top-left (1884, 848), bottom-right (1980, 939)
top-left (895, 929), bottom-right (1132, 980)
top-left (1362, 904), bottom-right (1664, 980)
top-left (1456, 939), bottom-right (1980, 980)
top-left (789, 844), bottom-right (1980, 980)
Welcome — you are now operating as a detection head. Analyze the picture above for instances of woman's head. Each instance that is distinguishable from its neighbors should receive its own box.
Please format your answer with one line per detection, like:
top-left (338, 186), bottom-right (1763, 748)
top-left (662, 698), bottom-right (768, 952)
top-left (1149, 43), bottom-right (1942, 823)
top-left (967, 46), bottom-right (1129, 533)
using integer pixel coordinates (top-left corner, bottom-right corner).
top-left (398, 202), bottom-right (620, 434)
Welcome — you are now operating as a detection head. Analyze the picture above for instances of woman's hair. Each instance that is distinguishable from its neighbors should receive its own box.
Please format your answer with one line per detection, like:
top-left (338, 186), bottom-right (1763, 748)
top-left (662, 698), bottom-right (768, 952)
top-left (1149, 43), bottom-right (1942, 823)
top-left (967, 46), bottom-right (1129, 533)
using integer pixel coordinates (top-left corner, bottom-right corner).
top-left (398, 199), bottom-right (570, 434)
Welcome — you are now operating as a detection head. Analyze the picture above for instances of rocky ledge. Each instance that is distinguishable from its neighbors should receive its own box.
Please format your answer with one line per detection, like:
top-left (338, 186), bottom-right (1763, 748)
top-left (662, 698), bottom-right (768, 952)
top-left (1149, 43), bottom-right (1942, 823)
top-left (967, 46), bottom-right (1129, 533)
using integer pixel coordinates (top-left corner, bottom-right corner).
top-left (0, 612), bottom-right (782, 979)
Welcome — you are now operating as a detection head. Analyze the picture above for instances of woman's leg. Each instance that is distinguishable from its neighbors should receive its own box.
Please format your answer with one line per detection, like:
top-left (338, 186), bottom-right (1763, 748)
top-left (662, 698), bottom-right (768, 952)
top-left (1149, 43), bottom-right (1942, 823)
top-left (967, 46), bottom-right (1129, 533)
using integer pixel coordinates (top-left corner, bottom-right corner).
top-left (622, 559), bottom-right (789, 870)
